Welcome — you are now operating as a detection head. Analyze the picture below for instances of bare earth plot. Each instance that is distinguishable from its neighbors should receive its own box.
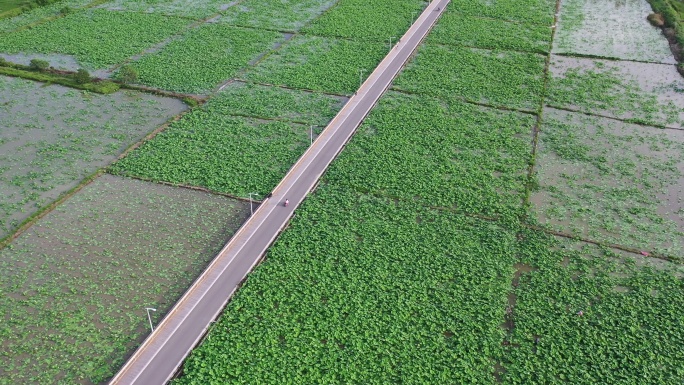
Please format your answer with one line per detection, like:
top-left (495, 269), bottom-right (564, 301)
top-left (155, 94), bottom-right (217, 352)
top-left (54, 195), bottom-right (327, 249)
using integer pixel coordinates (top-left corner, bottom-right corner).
top-left (531, 108), bottom-right (684, 258)
top-left (0, 174), bottom-right (250, 385)
top-left (546, 56), bottom-right (684, 128)
top-left (554, 0), bottom-right (675, 63)
top-left (0, 76), bottom-right (186, 240)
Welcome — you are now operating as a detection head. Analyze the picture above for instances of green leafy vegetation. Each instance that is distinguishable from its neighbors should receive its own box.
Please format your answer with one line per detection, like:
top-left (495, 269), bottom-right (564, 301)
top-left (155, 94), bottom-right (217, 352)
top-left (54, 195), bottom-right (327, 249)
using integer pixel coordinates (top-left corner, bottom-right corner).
top-left (393, 44), bottom-right (546, 111)
top-left (546, 57), bottom-right (684, 127)
top-left (220, 0), bottom-right (337, 32)
top-left (100, 0), bottom-right (232, 20)
top-left (174, 185), bottom-right (516, 385)
top-left (427, 14), bottom-right (551, 53)
top-left (124, 23), bottom-right (282, 93)
top-left (505, 232), bottom-right (684, 384)
top-left (0, 9), bottom-right (190, 69)
top-left (111, 85), bottom-right (343, 197)
top-left (244, 35), bottom-right (386, 95)
top-left (213, 82), bottom-right (346, 125)
top-left (0, 76), bottom-right (186, 240)
top-left (531, 109), bottom-right (684, 258)
top-left (445, 0), bottom-right (556, 26)
top-left (324, 91), bottom-right (534, 220)
top-left (301, 0), bottom-right (425, 40)
top-left (0, 0), bottom-right (90, 32)
top-left (0, 174), bottom-right (250, 384)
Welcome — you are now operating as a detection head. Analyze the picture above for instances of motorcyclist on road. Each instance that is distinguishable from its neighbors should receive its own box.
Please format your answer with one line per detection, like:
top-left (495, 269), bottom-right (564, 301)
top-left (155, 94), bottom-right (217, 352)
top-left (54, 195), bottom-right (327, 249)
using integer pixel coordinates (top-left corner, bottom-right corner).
top-left (284, 199), bottom-right (289, 207)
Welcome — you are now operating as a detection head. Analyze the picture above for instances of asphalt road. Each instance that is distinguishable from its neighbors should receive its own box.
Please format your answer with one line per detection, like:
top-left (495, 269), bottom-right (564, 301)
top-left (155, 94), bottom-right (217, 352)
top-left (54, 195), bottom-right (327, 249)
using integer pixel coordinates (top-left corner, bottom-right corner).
top-left (109, 1), bottom-right (449, 383)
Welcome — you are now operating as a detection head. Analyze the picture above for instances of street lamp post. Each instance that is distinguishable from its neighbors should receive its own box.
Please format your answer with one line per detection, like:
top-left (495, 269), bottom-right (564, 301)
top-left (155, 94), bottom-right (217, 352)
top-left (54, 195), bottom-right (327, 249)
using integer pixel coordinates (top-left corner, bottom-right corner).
top-left (145, 307), bottom-right (156, 333)
top-left (389, 36), bottom-right (396, 52)
top-left (310, 125), bottom-right (314, 145)
top-left (359, 69), bottom-right (365, 89)
top-left (248, 193), bottom-right (259, 216)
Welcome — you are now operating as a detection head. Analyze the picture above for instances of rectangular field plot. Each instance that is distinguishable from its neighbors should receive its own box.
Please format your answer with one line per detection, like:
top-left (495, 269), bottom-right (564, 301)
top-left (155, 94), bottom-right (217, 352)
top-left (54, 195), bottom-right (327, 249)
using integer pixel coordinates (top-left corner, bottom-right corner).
top-left (322, 92), bottom-right (535, 219)
top-left (531, 108), bottom-right (684, 258)
top-left (393, 44), bottom-right (546, 111)
top-left (110, 86), bottom-right (342, 197)
top-left (219, 0), bottom-right (337, 32)
top-left (301, 0), bottom-right (425, 40)
top-left (554, 0), bottom-right (675, 63)
top-left (100, 0), bottom-right (232, 20)
top-left (446, 0), bottom-right (556, 25)
top-left (426, 13), bottom-right (551, 53)
top-left (0, 174), bottom-right (250, 384)
top-left (506, 233), bottom-right (684, 384)
top-left (0, 76), bottom-right (187, 241)
top-left (0, 9), bottom-right (191, 70)
top-left (211, 82), bottom-right (346, 125)
top-left (244, 35), bottom-right (386, 95)
top-left (0, 0), bottom-right (93, 33)
top-left (124, 24), bottom-right (283, 94)
top-left (173, 185), bottom-right (516, 385)
top-left (546, 56), bottom-right (684, 128)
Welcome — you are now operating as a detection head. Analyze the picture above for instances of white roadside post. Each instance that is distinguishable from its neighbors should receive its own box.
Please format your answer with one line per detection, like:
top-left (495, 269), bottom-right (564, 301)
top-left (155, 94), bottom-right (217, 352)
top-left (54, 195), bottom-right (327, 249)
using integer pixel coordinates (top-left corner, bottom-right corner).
top-left (248, 193), bottom-right (259, 216)
top-left (145, 308), bottom-right (156, 333)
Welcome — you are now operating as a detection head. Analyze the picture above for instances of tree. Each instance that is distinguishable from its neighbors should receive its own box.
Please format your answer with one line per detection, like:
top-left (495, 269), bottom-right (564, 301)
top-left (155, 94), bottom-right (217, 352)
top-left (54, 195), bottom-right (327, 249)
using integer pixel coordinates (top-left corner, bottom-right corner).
top-left (75, 68), bottom-right (91, 84)
top-left (118, 65), bottom-right (138, 84)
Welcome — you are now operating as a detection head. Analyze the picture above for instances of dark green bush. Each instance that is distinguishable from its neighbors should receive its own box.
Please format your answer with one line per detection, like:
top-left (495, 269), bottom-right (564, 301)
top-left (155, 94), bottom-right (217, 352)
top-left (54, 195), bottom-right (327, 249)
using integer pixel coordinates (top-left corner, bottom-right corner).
top-left (118, 65), bottom-right (138, 83)
top-left (29, 59), bottom-right (49, 71)
top-left (74, 68), bottom-right (91, 84)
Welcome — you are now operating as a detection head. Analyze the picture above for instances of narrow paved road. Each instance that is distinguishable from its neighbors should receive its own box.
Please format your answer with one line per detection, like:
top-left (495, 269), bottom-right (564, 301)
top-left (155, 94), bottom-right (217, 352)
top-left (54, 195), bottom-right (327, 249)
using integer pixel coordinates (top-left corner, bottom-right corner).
top-left (109, 1), bottom-right (448, 384)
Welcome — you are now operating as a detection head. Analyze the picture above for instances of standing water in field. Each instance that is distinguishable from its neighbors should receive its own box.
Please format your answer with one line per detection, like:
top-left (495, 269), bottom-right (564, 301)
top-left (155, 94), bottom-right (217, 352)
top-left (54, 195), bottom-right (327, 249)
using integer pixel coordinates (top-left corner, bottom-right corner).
top-left (554, 0), bottom-right (675, 63)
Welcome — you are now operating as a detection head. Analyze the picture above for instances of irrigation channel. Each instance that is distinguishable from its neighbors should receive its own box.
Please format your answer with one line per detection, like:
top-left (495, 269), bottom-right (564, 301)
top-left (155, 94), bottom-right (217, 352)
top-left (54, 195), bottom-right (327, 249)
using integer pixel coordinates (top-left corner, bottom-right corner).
top-left (108, 0), bottom-right (450, 383)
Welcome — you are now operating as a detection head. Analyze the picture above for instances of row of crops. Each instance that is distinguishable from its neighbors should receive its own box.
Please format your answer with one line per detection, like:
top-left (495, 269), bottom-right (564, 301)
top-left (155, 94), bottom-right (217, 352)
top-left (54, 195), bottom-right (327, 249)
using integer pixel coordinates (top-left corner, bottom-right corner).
top-left (171, 0), bottom-right (684, 383)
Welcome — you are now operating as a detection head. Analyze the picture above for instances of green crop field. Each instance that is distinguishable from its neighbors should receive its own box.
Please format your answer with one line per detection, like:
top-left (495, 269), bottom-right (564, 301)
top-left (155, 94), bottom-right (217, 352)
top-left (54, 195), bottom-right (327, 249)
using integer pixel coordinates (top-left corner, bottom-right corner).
top-left (0, 9), bottom-right (191, 69)
top-left (1, 0), bottom-right (683, 383)
top-left (394, 44), bottom-right (546, 111)
top-left (324, 91), bottom-right (535, 219)
top-left (245, 35), bottom-right (387, 95)
top-left (124, 23), bottom-right (283, 93)
top-left (220, 0), bottom-right (337, 32)
top-left (302, 0), bottom-right (426, 40)
top-left (426, 13), bottom-right (552, 53)
top-left (110, 84), bottom-right (345, 197)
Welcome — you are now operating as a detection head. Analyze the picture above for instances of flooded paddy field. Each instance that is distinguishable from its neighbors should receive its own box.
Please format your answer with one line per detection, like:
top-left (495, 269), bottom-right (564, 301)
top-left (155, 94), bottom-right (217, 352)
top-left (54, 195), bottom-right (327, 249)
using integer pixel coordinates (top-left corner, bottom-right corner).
top-left (546, 55), bottom-right (684, 128)
top-left (554, 0), bottom-right (674, 63)
top-left (531, 108), bottom-right (684, 258)
top-left (0, 76), bottom-right (187, 240)
top-left (0, 174), bottom-right (250, 384)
